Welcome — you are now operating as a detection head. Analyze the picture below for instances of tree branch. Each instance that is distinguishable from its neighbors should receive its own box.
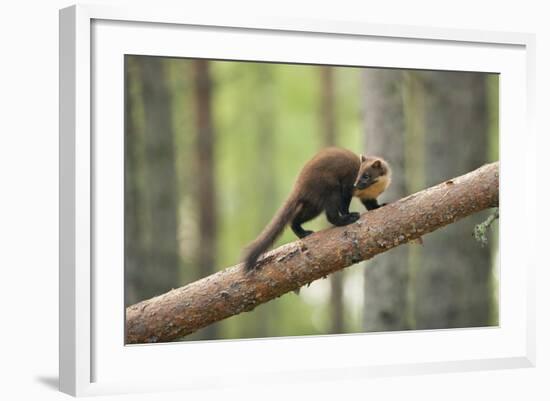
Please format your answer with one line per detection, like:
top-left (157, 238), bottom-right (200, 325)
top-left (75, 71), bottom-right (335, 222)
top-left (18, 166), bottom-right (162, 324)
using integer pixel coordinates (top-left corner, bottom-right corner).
top-left (126, 162), bottom-right (499, 344)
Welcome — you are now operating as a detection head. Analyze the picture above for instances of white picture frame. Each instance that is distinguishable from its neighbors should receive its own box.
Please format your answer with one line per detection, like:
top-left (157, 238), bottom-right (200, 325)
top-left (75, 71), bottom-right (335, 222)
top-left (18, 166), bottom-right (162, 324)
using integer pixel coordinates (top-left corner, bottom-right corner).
top-left (59, 3), bottom-right (536, 397)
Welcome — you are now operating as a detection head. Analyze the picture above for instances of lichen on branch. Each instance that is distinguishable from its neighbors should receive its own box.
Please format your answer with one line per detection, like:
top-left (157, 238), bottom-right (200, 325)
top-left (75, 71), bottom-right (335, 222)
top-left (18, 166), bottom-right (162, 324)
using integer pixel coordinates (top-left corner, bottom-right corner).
top-left (473, 208), bottom-right (499, 247)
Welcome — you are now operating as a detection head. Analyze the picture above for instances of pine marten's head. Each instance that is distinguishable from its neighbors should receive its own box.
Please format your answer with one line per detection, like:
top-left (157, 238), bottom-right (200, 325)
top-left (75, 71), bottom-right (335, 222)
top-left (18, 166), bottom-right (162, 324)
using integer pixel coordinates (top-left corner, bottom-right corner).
top-left (353, 155), bottom-right (391, 200)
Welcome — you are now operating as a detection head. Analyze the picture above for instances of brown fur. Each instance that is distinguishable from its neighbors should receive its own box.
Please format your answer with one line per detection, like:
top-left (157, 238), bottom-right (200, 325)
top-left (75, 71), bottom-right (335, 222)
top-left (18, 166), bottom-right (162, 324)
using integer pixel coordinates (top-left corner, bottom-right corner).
top-left (243, 147), bottom-right (390, 271)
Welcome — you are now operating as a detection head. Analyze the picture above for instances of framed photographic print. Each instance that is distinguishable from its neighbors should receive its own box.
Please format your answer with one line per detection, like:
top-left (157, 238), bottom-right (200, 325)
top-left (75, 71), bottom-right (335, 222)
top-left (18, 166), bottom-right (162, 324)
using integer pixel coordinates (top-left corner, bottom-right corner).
top-left (59, 4), bottom-right (535, 396)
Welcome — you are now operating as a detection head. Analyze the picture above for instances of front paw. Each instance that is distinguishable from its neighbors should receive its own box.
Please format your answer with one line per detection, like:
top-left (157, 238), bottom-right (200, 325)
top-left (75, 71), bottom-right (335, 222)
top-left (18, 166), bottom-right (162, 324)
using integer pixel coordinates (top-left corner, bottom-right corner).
top-left (346, 212), bottom-right (360, 223)
top-left (298, 230), bottom-right (314, 239)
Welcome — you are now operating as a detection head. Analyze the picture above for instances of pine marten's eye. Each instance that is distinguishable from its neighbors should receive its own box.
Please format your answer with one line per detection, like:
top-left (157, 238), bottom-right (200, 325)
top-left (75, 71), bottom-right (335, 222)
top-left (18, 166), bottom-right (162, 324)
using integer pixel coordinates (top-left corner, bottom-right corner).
top-left (363, 173), bottom-right (370, 180)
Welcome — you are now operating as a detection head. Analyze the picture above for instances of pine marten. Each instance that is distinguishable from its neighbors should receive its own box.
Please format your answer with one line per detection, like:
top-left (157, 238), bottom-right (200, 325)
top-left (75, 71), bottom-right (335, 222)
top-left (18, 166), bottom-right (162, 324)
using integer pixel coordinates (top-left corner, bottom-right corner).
top-left (243, 147), bottom-right (391, 271)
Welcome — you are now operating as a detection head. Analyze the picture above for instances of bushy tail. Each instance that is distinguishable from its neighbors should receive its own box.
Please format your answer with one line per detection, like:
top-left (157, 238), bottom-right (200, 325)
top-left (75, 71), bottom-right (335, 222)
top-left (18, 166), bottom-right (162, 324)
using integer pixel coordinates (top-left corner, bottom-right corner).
top-left (243, 194), bottom-right (301, 271)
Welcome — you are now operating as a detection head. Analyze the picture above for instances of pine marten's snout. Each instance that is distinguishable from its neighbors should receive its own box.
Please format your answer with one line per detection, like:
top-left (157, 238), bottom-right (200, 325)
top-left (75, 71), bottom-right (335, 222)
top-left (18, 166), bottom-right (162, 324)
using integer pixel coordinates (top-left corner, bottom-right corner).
top-left (354, 174), bottom-right (375, 190)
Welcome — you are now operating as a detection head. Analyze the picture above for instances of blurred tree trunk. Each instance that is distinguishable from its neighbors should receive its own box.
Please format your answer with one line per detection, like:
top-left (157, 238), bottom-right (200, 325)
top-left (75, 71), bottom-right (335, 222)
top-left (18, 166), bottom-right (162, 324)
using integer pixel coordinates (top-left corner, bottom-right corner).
top-left (125, 56), bottom-right (144, 306)
top-left (164, 59), bottom-right (196, 286)
top-left (401, 71), bottom-right (427, 329)
top-left (253, 65), bottom-right (278, 337)
top-left (193, 59), bottom-right (218, 338)
top-left (361, 69), bottom-right (410, 331)
top-left (124, 56), bottom-right (180, 306)
top-left (321, 66), bottom-right (336, 146)
top-left (413, 71), bottom-right (491, 329)
top-left (320, 66), bottom-right (344, 334)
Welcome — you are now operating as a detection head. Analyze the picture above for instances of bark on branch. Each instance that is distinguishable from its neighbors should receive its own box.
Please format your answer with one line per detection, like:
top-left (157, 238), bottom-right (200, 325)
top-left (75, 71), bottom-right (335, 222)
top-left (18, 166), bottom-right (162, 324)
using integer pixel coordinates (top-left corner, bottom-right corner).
top-left (126, 162), bottom-right (499, 344)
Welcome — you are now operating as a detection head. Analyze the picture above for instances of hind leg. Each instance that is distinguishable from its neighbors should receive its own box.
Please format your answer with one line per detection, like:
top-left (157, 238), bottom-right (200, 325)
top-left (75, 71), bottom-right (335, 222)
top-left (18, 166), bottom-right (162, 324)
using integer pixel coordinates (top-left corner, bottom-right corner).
top-left (291, 203), bottom-right (321, 238)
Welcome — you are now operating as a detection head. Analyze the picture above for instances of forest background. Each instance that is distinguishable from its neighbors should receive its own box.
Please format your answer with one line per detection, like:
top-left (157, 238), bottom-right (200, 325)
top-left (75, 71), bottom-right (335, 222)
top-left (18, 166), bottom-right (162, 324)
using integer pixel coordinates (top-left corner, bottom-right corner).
top-left (124, 56), bottom-right (499, 341)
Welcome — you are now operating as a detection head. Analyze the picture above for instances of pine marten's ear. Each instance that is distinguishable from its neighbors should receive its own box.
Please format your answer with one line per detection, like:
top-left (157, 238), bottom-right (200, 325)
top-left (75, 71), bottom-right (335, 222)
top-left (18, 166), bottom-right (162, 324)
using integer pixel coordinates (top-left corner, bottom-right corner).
top-left (360, 154), bottom-right (367, 163)
top-left (372, 160), bottom-right (381, 169)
